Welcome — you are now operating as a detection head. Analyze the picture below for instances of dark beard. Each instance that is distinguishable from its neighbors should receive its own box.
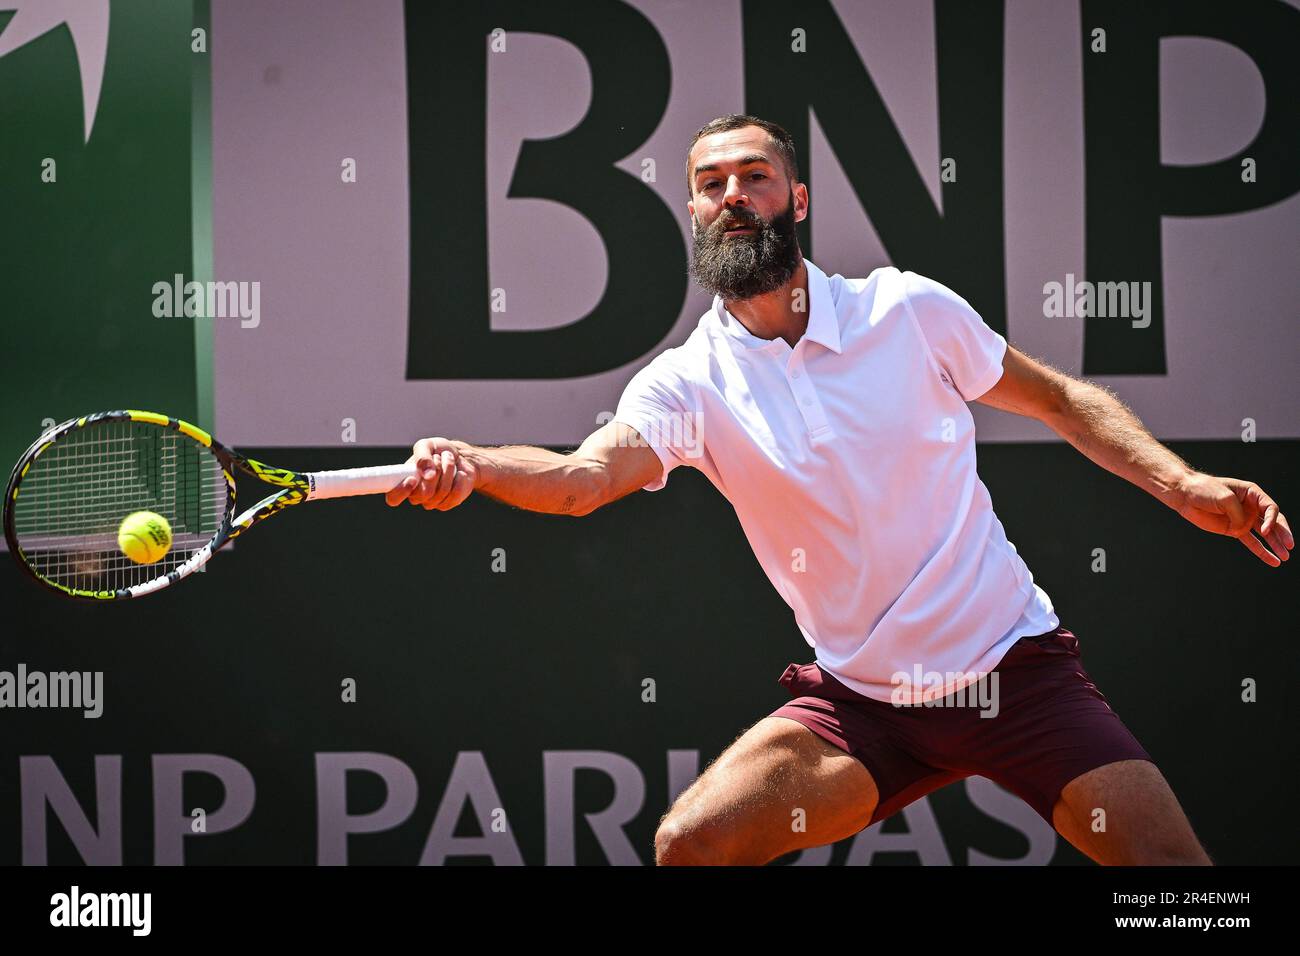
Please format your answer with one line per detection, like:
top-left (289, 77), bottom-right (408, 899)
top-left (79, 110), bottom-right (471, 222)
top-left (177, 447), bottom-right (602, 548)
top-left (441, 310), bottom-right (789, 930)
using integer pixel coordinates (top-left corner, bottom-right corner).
top-left (689, 190), bottom-right (802, 301)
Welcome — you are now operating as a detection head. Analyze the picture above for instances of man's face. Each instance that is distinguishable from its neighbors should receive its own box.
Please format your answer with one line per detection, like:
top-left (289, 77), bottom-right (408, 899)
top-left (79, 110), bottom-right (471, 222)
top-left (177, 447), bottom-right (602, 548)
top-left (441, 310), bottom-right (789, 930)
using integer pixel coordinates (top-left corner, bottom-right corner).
top-left (687, 127), bottom-right (807, 300)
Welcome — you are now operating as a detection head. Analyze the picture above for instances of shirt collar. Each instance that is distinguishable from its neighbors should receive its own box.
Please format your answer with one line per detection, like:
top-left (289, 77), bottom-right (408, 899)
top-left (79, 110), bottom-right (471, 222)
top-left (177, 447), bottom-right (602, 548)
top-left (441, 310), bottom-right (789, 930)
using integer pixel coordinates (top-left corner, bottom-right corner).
top-left (712, 258), bottom-right (843, 355)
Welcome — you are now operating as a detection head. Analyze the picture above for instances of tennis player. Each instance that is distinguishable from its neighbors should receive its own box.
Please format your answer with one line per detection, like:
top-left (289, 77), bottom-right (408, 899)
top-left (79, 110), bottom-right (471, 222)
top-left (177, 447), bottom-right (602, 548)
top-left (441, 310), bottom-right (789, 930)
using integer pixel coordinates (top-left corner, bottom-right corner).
top-left (388, 114), bottom-right (1292, 866)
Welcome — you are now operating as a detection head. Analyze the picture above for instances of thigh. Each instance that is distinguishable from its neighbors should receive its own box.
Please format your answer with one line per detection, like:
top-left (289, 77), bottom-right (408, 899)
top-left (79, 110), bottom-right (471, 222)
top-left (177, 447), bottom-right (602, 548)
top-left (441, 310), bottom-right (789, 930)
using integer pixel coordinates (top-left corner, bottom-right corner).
top-left (773, 661), bottom-right (971, 828)
top-left (656, 716), bottom-right (879, 865)
top-left (1052, 759), bottom-right (1211, 865)
top-left (968, 628), bottom-right (1156, 825)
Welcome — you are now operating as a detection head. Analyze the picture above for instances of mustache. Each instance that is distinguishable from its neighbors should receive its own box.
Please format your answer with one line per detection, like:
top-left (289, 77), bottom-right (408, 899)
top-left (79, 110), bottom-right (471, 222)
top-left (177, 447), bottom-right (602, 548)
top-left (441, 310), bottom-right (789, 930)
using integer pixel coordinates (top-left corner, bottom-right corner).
top-left (713, 210), bottom-right (762, 232)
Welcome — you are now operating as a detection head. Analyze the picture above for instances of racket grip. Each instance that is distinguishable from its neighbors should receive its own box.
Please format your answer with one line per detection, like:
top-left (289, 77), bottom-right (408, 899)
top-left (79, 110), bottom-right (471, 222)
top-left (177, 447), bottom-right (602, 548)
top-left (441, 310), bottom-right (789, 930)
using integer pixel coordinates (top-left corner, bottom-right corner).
top-left (306, 463), bottom-right (419, 500)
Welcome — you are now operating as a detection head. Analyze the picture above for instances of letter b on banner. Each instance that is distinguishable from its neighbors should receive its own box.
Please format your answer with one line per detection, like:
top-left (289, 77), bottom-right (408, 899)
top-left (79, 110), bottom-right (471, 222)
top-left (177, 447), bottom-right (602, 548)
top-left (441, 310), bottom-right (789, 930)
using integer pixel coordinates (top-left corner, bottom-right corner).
top-left (404, 1), bottom-right (685, 379)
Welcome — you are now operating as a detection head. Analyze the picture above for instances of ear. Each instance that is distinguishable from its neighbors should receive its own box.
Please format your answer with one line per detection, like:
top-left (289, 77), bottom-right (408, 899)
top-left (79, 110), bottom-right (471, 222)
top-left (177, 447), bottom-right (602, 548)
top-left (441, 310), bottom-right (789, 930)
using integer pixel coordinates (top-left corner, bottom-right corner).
top-left (792, 183), bottom-right (809, 224)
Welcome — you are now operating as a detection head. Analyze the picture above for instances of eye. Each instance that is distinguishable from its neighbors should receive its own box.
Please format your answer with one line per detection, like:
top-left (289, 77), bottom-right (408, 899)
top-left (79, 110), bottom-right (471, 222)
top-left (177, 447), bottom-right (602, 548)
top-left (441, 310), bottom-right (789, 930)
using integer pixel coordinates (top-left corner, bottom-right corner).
top-left (701, 181), bottom-right (719, 191)
top-left (749, 172), bottom-right (767, 181)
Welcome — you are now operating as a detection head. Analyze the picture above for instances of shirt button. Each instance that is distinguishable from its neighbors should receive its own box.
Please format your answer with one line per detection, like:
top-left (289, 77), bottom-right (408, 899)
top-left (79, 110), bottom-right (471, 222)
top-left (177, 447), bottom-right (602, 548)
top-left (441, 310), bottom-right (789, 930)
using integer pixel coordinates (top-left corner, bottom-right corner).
top-left (792, 370), bottom-right (801, 379)
top-left (801, 397), bottom-right (812, 406)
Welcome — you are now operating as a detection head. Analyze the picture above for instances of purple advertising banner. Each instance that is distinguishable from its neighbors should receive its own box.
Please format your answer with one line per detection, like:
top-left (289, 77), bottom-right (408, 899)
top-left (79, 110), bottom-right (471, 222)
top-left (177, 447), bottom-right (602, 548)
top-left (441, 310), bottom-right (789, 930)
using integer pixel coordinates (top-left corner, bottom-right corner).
top-left (211, 0), bottom-right (1300, 447)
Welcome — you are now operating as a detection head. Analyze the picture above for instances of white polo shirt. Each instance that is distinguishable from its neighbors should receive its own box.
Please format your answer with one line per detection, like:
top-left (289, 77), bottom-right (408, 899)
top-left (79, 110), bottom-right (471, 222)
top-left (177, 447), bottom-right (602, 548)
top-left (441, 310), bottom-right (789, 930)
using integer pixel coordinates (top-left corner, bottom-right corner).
top-left (614, 259), bottom-right (1057, 703)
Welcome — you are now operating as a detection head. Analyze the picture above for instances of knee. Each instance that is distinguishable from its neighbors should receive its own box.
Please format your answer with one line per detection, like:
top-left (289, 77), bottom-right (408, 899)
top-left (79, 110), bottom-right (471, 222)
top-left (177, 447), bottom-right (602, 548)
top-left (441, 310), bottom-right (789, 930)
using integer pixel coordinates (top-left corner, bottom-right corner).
top-left (654, 820), bottom-right (732, 866)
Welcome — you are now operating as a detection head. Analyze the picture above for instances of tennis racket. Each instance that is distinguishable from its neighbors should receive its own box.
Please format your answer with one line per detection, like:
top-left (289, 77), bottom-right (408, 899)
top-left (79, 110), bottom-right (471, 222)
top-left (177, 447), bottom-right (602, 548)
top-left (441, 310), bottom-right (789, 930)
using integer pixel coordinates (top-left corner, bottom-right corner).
top-left (4, 410), bottom-right (417, 600)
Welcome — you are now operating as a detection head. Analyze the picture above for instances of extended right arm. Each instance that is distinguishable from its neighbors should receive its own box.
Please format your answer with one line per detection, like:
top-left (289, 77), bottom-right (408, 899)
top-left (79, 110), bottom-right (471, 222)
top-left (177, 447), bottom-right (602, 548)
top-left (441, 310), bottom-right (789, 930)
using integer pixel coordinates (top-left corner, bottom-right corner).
top-left (383, 421), bottom-right (663, 517)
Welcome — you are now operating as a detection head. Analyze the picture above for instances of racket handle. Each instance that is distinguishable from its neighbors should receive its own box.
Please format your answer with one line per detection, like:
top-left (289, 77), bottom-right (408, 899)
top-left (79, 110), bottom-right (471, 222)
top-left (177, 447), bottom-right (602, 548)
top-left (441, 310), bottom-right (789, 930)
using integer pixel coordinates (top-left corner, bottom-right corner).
top-left (306, 463), bottom-right (419, 500)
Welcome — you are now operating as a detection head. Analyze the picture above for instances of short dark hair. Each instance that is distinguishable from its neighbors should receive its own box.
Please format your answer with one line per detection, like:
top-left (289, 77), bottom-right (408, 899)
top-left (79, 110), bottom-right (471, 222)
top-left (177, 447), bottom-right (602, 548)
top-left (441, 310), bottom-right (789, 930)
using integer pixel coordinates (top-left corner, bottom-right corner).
top-left (685, 114), bottom-right (800, 197)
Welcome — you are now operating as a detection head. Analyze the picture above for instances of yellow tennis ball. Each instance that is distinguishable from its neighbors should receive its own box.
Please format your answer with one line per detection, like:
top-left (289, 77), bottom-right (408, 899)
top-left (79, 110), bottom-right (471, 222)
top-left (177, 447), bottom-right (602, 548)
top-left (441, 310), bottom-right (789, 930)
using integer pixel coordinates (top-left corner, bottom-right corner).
top-left (118, 511), bottom-right (172, 565)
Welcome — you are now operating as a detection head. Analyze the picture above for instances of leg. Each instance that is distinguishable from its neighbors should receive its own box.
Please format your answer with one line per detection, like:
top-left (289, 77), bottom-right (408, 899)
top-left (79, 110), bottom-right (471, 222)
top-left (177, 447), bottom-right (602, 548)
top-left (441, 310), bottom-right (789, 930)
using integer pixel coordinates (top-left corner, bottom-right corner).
top-left (1051, 759), bottom-right (1212, 865)
top-left (655, 716), bottom-right (879, 865)
top-left (969, 628), bottom-right (1205, 864)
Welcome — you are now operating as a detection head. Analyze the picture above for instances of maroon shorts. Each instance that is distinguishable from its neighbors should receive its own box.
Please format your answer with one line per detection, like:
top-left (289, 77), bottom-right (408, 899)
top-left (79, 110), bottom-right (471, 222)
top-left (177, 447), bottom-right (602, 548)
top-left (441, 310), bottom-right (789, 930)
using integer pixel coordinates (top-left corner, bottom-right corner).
top-left (769, 626), bottom-right (1154, 826)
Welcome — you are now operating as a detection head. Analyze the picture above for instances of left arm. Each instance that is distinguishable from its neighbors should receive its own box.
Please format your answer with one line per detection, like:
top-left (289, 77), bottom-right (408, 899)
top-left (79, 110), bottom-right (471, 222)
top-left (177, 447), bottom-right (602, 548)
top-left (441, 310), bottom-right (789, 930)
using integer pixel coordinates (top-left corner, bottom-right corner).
top-left (976, 346), bottom-right (1294, 567)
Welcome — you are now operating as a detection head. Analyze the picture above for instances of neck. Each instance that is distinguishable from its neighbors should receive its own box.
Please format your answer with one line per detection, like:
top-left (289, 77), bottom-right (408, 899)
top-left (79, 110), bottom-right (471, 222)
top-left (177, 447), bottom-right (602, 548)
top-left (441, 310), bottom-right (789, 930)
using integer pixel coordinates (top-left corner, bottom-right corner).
top-left (722, 258), bottom-right (809, 349)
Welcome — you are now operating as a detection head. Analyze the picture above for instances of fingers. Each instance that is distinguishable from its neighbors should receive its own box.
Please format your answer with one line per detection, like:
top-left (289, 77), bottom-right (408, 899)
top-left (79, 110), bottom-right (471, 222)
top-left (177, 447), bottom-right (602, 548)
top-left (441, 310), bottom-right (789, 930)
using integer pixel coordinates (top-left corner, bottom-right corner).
top-left (385, 439), bottom-right (472, 511)
top-left (1253, 506), bottom-right (1293, 565)
top-left (410, 437), bottom-right (445, 463)
top-left (1238, 530), bottom-right (1282, 568)
top-left (1216, 483), bottom-right (1250, 535)
top-left (1249, 486), bottom-right (1284, 539)
top-left (1272, 509), bottom-right (1295, 552)
top-left (386, 442), bottom-right (438, 507)
top-left (425, 458), bottom-right (474, 511)
top-left (1259, 500), bottom-right (1277, 536)
top-left (1241, 484), bottom-right (1293, 564)
top-left (405, 456), bottom-right (435, 506)
top-left (385, 475), bottom-right (418, 507)
top-left (408, 451), bottom-right (455, 507)
top-left (1224, 482), bottom-right (1273, 565)
top-left (1177, 474), bottom-right (1294, 567)
top-left (420, 451), bottom-right (457, 509)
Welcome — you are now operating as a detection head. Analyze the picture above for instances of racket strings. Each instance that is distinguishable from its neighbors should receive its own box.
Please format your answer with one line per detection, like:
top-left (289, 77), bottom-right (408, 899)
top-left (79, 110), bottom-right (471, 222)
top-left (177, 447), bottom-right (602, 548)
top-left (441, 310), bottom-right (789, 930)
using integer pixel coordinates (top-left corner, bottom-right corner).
top-left (12, 421), bottom-right (227, 594)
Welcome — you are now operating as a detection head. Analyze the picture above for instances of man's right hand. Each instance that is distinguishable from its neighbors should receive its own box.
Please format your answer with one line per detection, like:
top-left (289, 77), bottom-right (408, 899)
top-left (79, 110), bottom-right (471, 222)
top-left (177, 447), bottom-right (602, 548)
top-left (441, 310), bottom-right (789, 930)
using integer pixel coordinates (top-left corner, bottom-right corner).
top-left (385, 437), bottom-right (478, 510)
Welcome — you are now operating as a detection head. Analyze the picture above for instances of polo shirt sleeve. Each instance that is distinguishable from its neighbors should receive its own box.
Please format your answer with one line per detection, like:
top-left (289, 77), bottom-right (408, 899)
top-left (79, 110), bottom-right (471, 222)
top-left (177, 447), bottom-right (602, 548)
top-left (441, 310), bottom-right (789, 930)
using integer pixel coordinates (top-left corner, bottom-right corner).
top-left (612, 354), bottom-right (700, 492)
top-left (902, 270), bottom-right (1008, 401)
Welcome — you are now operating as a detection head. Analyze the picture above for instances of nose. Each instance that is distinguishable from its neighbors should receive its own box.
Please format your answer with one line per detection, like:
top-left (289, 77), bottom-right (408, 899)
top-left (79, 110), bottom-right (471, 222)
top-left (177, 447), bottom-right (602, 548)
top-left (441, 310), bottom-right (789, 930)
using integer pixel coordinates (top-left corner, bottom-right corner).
top-left (722, 174), bottom-right (750, 207)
